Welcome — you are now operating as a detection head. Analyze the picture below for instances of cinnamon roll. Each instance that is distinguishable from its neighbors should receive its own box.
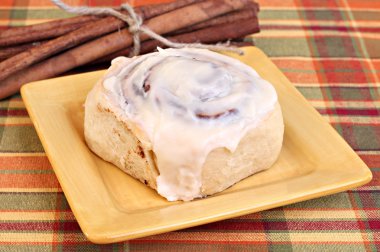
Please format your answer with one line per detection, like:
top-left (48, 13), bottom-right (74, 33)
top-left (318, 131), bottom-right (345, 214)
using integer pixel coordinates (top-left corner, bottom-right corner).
top-left (84, 48), bottom-right (284, 201)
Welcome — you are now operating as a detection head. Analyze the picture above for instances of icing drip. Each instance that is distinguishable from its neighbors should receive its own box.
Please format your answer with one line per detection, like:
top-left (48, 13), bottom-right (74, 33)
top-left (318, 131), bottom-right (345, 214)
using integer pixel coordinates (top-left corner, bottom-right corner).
top-left (103, 48), bottom-right (277, 201)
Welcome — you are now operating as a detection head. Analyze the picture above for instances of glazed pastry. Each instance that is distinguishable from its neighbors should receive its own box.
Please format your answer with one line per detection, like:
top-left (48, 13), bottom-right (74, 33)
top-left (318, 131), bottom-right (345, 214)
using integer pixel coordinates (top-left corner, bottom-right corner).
top-left (84, 48), bottom-right (284, 201)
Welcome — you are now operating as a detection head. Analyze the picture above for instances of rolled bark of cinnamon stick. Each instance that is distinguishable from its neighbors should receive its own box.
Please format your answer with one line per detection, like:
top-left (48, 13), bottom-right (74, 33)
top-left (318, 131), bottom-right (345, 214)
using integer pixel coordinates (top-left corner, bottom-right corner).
top-left (0, 0), bottom-right (248, 83)
top-left (0, 17), bottom-right (257, 99)
top-left (0, 15), bottom-right (99, 39)
top-left (0, 22), bottom-right (88, 47)
top-left (168, 17), bottom-right (259, 45)
top-left (170, 2), bottom-right (258, 35)
top-left (0, 0), bottom-right (250, 99)
top-left (0, 1), bottom-right (203, 61)
top-left (0, 0), bottom-right (203, 47)
top-left (99, 17), bottom-right (259, 63)
top-left (0, 42), bottom-right (45, 61)
top-left (95, 40), bottom-right (254, 65)
top-left (137, 0), bottom-right (204, 19)
top-left (0, 2), bottom-right (206, 60)
top-left (0, 15), bottom-right (123, 81)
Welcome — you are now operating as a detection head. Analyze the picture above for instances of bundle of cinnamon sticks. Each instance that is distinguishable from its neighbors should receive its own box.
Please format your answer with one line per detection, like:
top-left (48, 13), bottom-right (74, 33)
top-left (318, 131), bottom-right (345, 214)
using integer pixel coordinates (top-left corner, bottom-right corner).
top-left (0, 0), bottom-right (260, 99)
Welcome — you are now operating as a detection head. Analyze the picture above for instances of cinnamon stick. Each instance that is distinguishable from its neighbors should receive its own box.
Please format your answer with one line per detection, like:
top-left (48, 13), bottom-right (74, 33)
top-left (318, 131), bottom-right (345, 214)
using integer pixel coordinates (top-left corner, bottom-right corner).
top-left (0, 0), bottom-right (203, 47)
top-left (0, 15), bottom-right (123, 81)
top-left (137, 0), bottom-right (204, 19)
top-left (93, 39), bottom-right (254, 65)
top-left (1, 0), bottom-right (202, 38)
top-left (0, 42), bottom-right (46, 61)
top-left (168, 17), bottom-right (259, 45)
top-left (0, 0), bottom-right (248, 83)
top-left (0, 0), bottom-right (250, 99)
top-left (170, 2), bottom-right (258, 35)
top-left (0, 22), bottom-right (88, 47)
top-left (0, 15), bottom-right (99, 39)
top-left (0, 1), bottom-right (204, 60)
top-left (99, 17), bottom-right (259, 62)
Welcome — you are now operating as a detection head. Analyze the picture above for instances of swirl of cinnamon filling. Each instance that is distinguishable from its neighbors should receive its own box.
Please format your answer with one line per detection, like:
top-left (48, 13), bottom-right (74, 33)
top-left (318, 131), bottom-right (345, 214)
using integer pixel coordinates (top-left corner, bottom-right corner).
top-left (101, 48), bottom-right (278, 201)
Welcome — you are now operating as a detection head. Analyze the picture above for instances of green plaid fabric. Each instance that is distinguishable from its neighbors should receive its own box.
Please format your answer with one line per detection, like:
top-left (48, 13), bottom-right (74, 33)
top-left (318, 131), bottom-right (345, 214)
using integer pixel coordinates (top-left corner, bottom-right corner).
top-left (0, 0), bottom-right (379, 251)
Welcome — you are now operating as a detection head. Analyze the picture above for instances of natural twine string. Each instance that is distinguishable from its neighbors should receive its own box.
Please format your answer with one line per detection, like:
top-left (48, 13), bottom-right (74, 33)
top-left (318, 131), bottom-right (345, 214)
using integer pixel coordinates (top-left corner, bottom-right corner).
top-left (51, 0), bottom-right (244, 56)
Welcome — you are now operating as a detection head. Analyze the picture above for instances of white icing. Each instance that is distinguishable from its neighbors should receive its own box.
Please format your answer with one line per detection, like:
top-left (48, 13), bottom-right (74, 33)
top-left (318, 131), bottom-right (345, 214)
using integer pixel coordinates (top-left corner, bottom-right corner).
top-left (102, 48), bottom-right (277, 201)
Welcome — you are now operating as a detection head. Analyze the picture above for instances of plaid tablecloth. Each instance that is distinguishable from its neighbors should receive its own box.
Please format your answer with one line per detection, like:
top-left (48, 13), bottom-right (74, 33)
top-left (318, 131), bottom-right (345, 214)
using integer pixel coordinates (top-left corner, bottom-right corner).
top-left (1, 0), bottom-right (379, 251)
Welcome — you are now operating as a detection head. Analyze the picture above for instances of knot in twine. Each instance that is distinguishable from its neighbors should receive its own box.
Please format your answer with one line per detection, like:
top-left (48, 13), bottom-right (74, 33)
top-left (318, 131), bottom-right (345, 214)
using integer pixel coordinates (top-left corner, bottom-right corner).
top-left (51, 0), bottom-right (244, 57)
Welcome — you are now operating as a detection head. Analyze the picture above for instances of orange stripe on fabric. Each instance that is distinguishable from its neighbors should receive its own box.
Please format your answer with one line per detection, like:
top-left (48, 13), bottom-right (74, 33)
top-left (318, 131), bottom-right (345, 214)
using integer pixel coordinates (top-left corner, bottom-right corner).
top-left (294, 0), bottom-right (340, 8)
top-left (289, 0), bottom-right (380, 9)
top-left (0, 0), bottom-right (13, 7)
top-left (345, 0), bottom-right (380, 9)
top-left (0, 156), bottom-right (51, 170)
top-left (270, 59), bottom-right (318, 83)
top-left (253, 0), bottom-right (296, 8)
top-left (272, 59), bottom-right (315, 71)
top-left (371, 61), bottom-right (380, 80)
top-left (271, 58), bottom-right (377, 83)
top-left (0, 174), bottom-right (60, 188)
top-left (16, 0), bottom-right (57, 7)
top-left (132, 0), bottom-right (173, 7)
top-left (23, 0), bottom-right (90, 7)
top-left (282, 73), bottom-right (320, 83)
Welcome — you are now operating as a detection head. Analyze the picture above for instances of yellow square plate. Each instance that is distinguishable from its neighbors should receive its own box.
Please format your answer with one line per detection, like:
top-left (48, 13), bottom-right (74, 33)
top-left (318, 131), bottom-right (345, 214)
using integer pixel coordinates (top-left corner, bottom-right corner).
top-left (21, 47), bottom-right (372, 244)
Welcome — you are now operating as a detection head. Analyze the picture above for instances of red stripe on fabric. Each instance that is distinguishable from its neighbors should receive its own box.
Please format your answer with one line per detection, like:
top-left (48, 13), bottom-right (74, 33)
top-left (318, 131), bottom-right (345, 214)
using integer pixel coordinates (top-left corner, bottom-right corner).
top-left (330, 122), bottom-right (380, 127)
top-left (346, 190), bottom-right (373, 251)
top-left (319, 60), bottom-right (375, 83)
top-left (361, 171), bottom-right (379, 188)
top-left (196, 222), bottom-right (265, 231)
top-left (130, 239), bottom-right (371, 245)
top-left (0, 109), bottom-right (28, 116)
top-left (288, 220), bottom-right (364, 230)
top-left (131, 239), bottom-right (269, 245)
top-left (286, 207), bottom-right (380, 210)
top-left (320, 60), bottom-right (366, 71)
top-left (368, 221), bottom-right (380, 230)
top-left (311, 99), bottom-right (379, 102)
top-left (359, 154), bottom-right (380, 168)
top-left (0, 240), bottom-right (372, 245)
top-left (318, 108), bottom-right (380, 116)
top-left (0, 156), bottom-right (51, 170)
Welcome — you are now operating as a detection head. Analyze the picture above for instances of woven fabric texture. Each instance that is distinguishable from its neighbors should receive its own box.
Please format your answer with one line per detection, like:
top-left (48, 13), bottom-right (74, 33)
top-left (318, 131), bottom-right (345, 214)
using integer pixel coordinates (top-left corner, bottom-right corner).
top-left (0, 0), bottom-right (379, 251)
